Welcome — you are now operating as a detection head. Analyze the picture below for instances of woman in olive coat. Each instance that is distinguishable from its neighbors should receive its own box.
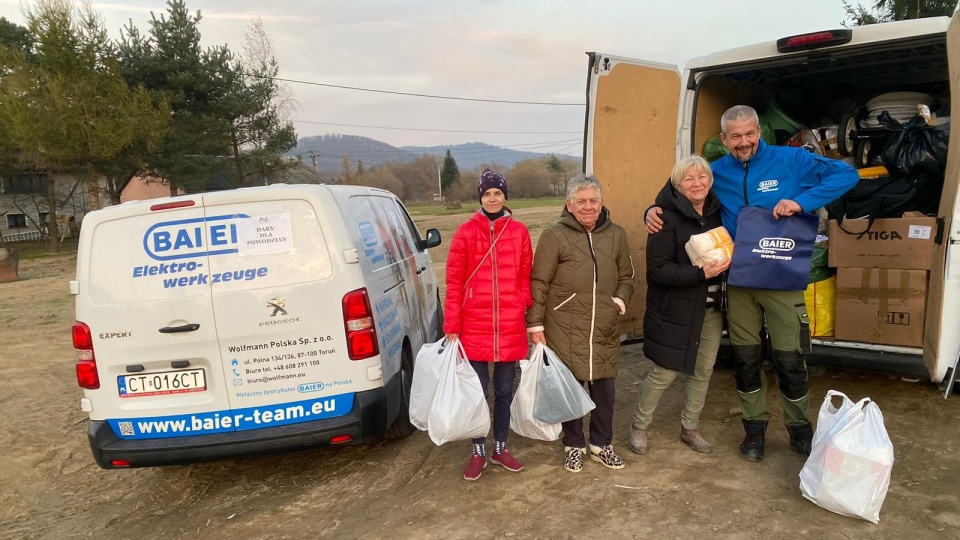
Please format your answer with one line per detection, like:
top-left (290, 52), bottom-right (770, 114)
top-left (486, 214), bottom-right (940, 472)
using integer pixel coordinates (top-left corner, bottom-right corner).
top-left (527, 174), bottom-right (634, 473)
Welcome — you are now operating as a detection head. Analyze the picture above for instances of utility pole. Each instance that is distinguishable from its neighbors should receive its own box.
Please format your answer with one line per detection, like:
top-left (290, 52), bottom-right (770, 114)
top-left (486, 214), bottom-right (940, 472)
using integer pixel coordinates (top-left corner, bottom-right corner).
top-left (308, 150), bottom-right (317, 170)
top-left (437, 165), bottom-right (442, 202)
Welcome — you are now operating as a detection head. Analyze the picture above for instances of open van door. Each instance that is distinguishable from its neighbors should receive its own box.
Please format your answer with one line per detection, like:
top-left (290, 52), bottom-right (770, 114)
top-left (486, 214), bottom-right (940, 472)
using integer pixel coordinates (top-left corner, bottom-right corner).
top-left (926, 10), bottom-right (960, 393)
top-left (584, 53), bottom-right (683, 336)
top-left (75, 196), bottom-right (231, 445)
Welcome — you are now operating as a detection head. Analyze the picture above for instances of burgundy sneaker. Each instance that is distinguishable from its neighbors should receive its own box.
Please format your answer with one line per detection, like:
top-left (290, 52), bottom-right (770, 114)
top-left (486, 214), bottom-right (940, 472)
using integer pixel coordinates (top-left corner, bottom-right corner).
top-left (490, 449), bottom-right (524, 472)
top-left (463, 454), bottom-right (487, 481)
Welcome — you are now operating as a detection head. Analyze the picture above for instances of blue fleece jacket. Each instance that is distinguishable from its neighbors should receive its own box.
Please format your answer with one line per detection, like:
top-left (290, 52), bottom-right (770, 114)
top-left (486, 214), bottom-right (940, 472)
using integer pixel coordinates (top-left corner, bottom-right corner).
top-left (710, 140), bottom-right (858, 238)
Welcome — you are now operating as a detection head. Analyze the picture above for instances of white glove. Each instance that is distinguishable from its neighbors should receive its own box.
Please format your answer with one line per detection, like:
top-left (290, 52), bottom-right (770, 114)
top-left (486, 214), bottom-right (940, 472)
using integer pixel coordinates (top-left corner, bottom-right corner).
top-left (612, 297), bottom-right (626, 315)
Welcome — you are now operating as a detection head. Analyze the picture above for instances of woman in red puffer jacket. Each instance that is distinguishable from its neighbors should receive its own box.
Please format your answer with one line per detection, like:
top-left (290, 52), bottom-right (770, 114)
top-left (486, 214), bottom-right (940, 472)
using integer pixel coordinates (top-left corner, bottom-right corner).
top-left (444, 168), bottom-right (532, 481)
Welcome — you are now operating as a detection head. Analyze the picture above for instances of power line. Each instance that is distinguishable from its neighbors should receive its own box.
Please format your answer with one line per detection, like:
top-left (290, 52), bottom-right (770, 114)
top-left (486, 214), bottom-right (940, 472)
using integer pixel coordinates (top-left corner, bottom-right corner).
top-left (553, 141), bottom-right (583, 155)
top-left (293, 119), bottom-right (581, 134)
top-left (295, 138), bottom-right (581, 157)
top-left (250, 73), bottom-right (584, 106)
top-left (295, 140), bottom-right (581, 170)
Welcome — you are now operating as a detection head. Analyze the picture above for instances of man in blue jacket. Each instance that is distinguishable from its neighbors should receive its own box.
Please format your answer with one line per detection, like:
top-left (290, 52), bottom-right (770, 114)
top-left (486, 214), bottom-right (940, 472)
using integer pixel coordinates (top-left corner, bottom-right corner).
top-left (645, 105), bottom-right (858, 462)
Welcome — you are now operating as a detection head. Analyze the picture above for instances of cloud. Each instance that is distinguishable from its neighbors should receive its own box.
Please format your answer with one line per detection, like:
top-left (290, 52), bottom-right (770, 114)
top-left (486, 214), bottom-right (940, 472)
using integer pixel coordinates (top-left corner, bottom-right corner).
top-left (0, 0), bottom-right (856, 150)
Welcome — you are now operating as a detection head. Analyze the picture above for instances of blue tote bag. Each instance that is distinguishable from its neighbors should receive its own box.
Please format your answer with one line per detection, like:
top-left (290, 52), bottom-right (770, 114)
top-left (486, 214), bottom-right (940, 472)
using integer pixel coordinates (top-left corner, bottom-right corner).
top-left (726, 206), bottom-right (819, 290)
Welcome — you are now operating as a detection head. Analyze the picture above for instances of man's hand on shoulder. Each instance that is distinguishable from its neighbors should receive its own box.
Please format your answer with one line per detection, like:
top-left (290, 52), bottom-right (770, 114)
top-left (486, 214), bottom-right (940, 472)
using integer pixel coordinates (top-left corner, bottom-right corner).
top-left (772, 199), bottom-right (802, 219)
top-left (645, 206), bottom-right (664, 234)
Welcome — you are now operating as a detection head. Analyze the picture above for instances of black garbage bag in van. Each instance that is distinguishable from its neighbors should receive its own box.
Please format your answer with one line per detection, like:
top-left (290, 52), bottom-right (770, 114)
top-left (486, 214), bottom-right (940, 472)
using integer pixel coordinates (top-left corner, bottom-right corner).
top-left (878, 111), bottom-right (950, 176)
top-left (826, 172), bottom-right (942, 230)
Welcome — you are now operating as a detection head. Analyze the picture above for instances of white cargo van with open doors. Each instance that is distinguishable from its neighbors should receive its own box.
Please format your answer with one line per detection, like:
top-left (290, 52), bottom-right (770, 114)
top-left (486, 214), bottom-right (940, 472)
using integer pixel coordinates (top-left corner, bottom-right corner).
top-left (583, 13), bottom-right (960, 394)
top-left (71, 184), bottom-right (442, 468)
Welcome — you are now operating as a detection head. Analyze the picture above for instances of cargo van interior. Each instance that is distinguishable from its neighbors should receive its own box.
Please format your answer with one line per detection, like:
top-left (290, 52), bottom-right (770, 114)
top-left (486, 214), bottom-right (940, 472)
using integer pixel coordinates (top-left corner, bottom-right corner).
top-left (687, 31), bottom-right (954, 380)
top-left (690, 34), bottom-right (950, 156)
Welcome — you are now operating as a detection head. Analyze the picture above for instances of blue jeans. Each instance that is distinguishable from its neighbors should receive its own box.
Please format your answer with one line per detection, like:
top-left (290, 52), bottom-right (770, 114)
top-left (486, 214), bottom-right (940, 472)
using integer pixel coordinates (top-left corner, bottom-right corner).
top-left (470, 360), bottom-right (517, 444)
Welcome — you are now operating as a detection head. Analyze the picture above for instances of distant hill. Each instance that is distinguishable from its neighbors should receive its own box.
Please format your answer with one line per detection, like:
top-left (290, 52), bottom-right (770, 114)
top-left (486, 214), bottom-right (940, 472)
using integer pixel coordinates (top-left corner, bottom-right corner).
top-left (291, 134), bottom-right (415, 172)
top-left (290, 134), bottom-right (581, 174)
top-left (402, 142), bottom-right (581, 170)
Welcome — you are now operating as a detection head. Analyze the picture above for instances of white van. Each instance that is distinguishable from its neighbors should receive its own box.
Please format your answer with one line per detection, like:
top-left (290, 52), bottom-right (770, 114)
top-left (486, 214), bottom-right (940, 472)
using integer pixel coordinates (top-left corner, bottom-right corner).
top-left (70, 184), bottom-right (442, 468)
top-left (583, 13), bottom-right (960, 394)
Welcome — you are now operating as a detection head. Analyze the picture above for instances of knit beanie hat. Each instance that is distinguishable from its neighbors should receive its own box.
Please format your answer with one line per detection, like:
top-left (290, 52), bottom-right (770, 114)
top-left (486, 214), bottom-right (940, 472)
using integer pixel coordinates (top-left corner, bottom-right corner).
top-left (477, 168), bottom-right (508, 202)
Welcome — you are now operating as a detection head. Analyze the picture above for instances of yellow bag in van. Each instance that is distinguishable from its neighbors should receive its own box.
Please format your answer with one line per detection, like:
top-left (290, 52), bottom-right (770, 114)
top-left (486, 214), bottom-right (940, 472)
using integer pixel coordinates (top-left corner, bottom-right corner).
top-left (804, 276), bottom-right (836, 337)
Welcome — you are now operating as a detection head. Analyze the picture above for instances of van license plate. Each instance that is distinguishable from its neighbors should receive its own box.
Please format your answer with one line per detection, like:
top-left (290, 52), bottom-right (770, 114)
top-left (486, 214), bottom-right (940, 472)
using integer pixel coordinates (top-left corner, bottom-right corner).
top-left (118, 369), bottom-right (207, 398)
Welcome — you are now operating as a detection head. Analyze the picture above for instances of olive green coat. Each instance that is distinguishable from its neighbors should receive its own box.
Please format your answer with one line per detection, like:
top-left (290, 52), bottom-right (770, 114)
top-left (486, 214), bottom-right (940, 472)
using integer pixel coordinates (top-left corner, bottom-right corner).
top-left (527, 207), bottom-right (634, 381)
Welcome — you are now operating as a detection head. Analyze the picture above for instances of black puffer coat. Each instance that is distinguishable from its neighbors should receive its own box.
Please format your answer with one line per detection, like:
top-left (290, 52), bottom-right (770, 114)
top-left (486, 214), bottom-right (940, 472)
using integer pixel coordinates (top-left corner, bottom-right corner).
top-left (642, 179), bottom-right (723, 375)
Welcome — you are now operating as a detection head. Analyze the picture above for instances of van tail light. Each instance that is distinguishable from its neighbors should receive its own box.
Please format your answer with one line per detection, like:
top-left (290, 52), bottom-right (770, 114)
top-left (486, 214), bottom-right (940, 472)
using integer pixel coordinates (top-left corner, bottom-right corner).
top-left (73, 321), bottom-right (100, 389)
top-left (342, 288), bottom-right (379, 360)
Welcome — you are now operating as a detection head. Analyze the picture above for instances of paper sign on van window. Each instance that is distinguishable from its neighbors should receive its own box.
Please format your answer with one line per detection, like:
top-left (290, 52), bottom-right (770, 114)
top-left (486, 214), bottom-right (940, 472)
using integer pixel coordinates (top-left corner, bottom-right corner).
top-left (236, 214), bottom-right (292, 255)
top-left (908, 225), bottom-right (932, 240)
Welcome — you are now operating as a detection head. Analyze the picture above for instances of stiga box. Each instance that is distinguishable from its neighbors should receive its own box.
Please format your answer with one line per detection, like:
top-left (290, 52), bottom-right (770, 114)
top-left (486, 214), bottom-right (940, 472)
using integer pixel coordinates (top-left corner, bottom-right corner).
top-left (827, 217), bottom-right (939, 270)
top-left (834, 268), bottom-right (928, 347)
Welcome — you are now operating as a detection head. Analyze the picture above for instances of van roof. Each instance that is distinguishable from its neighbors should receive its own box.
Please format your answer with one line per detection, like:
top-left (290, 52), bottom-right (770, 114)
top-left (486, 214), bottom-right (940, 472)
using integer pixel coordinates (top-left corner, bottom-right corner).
top-left (108, 183), bottom-right (397, 215)
top-left (688, 16), bottom-right (951, 70)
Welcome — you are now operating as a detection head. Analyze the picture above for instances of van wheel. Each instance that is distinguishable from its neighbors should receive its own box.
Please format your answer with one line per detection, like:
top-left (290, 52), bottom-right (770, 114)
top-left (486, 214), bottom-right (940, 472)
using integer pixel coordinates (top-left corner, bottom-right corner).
top-left (837, 113), bottom-right (857, 157)
top-left (384, 346), bottom-right (416, 439)
top-left (854, 139), bottom-right (872, 168)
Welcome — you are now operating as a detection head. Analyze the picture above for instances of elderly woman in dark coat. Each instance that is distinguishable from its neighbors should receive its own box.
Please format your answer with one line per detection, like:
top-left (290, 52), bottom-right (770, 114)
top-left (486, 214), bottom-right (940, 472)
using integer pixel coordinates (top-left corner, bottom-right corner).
top-left (628, 155), bottom-right (730, 455)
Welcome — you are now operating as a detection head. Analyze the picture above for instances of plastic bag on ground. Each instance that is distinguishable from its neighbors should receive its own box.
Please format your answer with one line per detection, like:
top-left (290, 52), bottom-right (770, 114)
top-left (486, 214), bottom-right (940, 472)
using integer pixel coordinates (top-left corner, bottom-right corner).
top-left (509, 343), bottom-right (562, 441)
top-left (799, 390), bottom-right (894, 524)
top-left (533, 344), bottom-right (596, 424)
top-left (409, 338), bottom-right (461, 431)
top-left (426, 343), bottom-right (490, 445)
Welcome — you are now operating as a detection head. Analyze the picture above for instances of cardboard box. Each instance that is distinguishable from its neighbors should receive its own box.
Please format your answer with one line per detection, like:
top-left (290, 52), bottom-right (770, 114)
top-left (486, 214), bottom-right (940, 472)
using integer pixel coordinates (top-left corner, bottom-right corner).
top-left (834, 268), bottom-right (928, 347)
top-left (828, 217), bottom-right (938, 270)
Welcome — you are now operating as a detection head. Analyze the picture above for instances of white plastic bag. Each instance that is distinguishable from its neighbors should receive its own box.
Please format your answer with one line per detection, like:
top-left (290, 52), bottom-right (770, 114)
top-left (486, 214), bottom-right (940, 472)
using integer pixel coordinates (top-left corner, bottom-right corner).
top-left (409, 338), bottom-right (460, 431)
top-left (509, 343), bottom-right (561, 441)
top-left (799, 390), bottom-right (894, 524)
top-left (426, 343), bottom-right (490, 445)
top-left (533, 344), bottom-right (596, 424)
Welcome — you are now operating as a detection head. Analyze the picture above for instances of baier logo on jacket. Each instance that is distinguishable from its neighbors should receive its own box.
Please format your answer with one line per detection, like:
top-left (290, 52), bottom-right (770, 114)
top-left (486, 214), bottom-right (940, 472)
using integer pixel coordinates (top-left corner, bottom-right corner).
top-left (757, 179), bottom-right (779, 193)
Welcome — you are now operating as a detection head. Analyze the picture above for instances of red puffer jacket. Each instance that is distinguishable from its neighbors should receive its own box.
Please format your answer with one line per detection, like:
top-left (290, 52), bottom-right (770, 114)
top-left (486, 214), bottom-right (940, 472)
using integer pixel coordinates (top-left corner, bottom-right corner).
top-left (444, 211), bottom-right (533, 362)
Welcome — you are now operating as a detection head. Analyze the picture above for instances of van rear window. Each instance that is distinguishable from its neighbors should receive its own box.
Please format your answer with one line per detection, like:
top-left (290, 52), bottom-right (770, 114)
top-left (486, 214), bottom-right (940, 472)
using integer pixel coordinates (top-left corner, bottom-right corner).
top-left (204, 199), bottom-right (333, 293)
top-left (86, 199), bottom-right (333, 305)
top-left (87, 208), bottom-right (210, 305)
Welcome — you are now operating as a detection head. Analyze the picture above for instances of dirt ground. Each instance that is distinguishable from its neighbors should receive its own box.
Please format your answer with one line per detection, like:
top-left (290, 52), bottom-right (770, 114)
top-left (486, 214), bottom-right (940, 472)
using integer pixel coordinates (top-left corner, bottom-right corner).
top-left (2, 205), bottom-right (960, 540)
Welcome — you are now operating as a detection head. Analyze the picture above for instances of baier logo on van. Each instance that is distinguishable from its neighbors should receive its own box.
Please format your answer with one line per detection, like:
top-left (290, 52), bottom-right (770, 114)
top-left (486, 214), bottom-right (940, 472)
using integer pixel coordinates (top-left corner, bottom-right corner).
top-left (143, 214), bottom-right (249, 261)
top-left (359, 221), bottom-right (378, 247)
top-left (759, 237), bottom-right (795, 251)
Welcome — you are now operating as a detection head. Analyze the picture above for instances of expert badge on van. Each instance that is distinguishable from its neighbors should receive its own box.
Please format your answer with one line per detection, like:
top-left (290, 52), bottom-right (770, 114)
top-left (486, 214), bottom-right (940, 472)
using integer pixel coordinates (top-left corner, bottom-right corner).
top-left (70, 184), bottom-right (442, 469)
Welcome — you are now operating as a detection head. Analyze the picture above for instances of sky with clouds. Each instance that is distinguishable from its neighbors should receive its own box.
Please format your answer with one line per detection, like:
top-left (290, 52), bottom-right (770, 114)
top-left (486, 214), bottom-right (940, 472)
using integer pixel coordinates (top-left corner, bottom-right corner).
top-left (1, 0), bottom-right (863, 155)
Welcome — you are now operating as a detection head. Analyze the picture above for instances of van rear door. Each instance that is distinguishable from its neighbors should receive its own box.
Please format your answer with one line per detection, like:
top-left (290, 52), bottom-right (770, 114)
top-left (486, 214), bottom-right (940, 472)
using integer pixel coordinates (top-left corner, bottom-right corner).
top-left (202, 187), bottom-right (373, 431)
top-left (78, 197), bottom-right (230, 440)
top-left (925, 11), bottom-right (960, 385)
top-left (584, 53), bottom-right (683, 334)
